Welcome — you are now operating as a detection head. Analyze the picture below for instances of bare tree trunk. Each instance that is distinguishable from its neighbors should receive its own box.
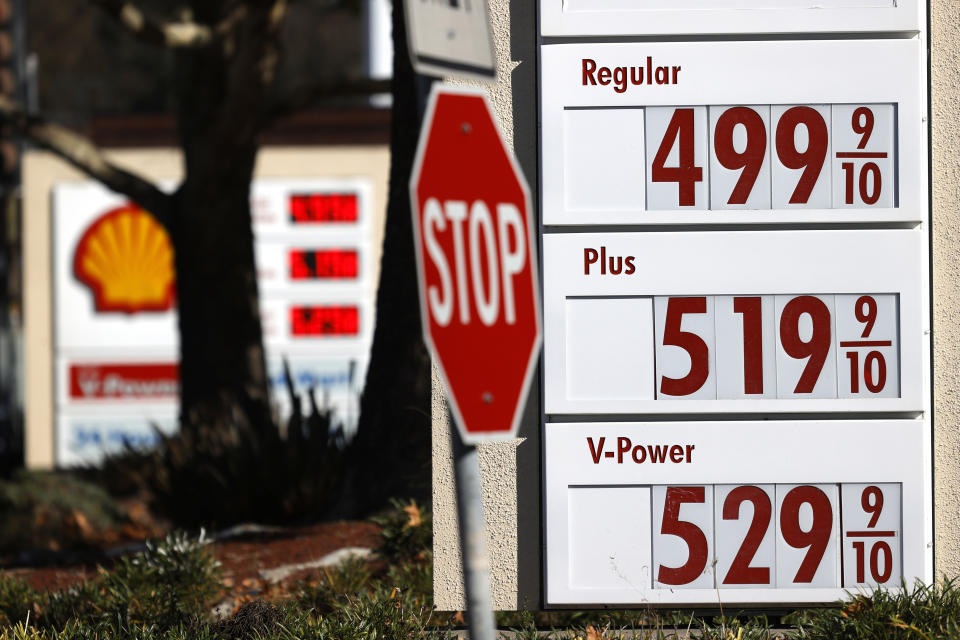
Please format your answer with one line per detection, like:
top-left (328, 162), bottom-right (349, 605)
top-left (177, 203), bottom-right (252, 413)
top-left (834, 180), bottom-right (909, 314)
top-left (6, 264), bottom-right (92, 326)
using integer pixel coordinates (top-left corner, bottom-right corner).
top-left (341, 0), bottom-right (432, 515)
top-left (168, 2), bottom-right (277, 435)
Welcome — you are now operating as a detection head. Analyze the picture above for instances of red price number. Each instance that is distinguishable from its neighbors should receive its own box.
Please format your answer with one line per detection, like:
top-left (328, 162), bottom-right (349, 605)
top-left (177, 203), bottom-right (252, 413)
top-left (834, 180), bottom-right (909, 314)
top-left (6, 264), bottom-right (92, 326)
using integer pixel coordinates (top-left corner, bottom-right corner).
top-left (778, 295), bottom-right (832, 394)
top-left (779, 485), bottom-right (835, 584)
top-left (774, 107), bottom-right (829, 205)
top-left (657, 486), bottom-right (711, 586)
top-left (659, 297), bottom-right (711, 397)
top-left (657, 294), bottom-right (899, 399)
top-left (838, 107), bottom-right (886, 206)
top-left (842, 295), bottom-right (890, 395)
top-left (720, 485), bottom-right (773, 585)
top-left (290, 305), bottom-right (359, 336)
top-left (289, 193), bottom-right (359, 223)
top-left (657, 295), bottom-right (835, 398)
top-left (649, 104), bottom-right (895, 209)
top-left (842, 484), bottom-right (900, 586)
top-left (655, 484), bottom-right (838, 587)
top-left (289, 249), bottom-right (359, 280)
top-left (651, 109), bottom-right (704, 207)
top-left (650, 106), bottom-right (829, 208)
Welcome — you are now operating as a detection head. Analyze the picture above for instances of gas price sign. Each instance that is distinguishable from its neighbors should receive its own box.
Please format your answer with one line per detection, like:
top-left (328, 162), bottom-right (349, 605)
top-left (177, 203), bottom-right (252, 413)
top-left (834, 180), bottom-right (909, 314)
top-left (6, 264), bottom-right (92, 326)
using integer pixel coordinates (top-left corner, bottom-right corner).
top-left (539, 36), bottom-right (931, 605)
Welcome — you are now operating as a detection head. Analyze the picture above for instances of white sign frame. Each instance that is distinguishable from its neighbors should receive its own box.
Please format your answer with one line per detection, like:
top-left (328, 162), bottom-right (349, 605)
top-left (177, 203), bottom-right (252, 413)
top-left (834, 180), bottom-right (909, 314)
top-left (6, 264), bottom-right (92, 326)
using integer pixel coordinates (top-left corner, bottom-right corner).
top-left (540, 39), bottom-right (926, 227)
top-left (542, 229), bottom-right (928, 416)
top-left (544, 419), bottom-right (930, 605)
top-left (540, 0), bottom-right (922, 38)
top-left (538, 14), bottom-right (931, 608)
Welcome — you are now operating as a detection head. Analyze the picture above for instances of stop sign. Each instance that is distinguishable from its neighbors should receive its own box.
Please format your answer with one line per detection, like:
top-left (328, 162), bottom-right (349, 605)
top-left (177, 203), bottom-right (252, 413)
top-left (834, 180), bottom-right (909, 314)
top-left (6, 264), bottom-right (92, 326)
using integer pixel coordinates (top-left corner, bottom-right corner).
top-left (410, 85), bottom-right (541, 443)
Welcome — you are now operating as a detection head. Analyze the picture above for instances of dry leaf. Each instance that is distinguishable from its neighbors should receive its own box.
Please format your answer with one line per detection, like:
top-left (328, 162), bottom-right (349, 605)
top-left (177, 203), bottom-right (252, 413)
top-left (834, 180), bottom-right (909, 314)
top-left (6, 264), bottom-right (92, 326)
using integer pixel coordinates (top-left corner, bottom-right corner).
top-left (403, 503), bottom-right (422, 528)
top-left (67, 510), bottom-right (97, 542)
top-left (586, 624), bottom-right (603, 640)
top-left (453, 611), bottom-right (465, 624)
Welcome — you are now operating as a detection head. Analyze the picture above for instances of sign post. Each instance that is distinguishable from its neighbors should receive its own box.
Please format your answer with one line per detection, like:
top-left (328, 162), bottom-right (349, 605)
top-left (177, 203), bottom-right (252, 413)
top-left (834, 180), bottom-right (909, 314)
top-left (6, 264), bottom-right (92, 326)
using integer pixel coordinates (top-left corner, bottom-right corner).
top-left (410, 84), bottom-right (541, 635)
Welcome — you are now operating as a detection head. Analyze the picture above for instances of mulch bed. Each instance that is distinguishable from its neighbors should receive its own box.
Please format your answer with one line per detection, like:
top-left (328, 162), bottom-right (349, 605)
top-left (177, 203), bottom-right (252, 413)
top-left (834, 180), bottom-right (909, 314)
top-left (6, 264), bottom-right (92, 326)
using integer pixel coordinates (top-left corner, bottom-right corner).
top-left (1, 520), bottom-right (380, 602)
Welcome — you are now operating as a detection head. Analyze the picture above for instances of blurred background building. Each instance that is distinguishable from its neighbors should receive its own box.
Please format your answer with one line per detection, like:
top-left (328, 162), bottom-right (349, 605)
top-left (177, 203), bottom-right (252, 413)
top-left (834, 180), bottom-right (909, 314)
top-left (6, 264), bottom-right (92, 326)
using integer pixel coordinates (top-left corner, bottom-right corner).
top-left (1, 0), bottom-right (395, 469)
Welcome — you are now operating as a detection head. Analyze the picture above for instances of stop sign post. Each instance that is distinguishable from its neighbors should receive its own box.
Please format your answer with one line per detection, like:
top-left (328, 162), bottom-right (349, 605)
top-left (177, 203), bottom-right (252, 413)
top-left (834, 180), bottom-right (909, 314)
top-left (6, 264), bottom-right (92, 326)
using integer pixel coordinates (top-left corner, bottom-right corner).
top-left (410, 84), bottom-right (540, 640)
top-left (410, 84), bottom-right (541, 444)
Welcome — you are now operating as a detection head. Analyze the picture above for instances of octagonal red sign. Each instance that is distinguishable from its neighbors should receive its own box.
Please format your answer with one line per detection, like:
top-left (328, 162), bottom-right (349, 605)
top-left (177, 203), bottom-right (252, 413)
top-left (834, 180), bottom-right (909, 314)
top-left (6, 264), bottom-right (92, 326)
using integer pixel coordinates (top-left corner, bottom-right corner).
top-left (410, 85), bottom-right (542, 443)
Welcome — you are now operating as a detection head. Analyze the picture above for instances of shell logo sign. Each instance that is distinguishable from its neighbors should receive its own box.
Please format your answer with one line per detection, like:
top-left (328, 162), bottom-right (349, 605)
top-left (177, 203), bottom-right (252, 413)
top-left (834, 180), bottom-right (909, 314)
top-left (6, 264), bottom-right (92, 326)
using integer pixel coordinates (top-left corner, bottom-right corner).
top-left (73, 204), bottom-right (176, 314)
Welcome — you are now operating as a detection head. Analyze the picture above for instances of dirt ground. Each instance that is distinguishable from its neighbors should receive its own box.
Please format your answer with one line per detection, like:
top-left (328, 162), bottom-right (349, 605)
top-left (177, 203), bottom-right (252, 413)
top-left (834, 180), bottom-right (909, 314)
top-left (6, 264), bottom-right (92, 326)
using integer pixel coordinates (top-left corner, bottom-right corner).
top-left (1, 520), bottom-right (381, 607)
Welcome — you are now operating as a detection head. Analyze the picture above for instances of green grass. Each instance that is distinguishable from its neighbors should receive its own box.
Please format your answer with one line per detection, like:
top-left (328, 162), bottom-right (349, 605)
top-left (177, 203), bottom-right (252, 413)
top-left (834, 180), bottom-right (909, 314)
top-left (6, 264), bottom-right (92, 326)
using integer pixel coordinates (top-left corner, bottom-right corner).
top-left (0, 501), bottom-right (958, 639)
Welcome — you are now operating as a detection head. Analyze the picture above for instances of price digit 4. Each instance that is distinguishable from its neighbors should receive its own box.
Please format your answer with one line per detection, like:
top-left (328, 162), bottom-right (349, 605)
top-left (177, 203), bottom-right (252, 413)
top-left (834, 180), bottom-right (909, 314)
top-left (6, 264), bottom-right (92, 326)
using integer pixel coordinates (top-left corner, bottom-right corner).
top-left (648, 107), bottom-right (706, 209)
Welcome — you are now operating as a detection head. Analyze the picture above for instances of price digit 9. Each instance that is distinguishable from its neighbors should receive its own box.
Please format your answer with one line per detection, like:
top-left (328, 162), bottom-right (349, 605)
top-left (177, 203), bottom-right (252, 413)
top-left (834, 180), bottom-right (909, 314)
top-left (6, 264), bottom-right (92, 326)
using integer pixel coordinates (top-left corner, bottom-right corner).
top-left (714, 107), bottom-right (767, 205)
top-left (775, 107), bottom-right (829, 204)
top-left (862, 486), bottom-right (884, 528)
top-left (779, 296), bottom-right (832, 393)
top-left (852, 107), bottom-right (874, 149)
top-left (780, 486), bottom-right (834, 583)
top-left (855, 295), bottom-right (878, 337)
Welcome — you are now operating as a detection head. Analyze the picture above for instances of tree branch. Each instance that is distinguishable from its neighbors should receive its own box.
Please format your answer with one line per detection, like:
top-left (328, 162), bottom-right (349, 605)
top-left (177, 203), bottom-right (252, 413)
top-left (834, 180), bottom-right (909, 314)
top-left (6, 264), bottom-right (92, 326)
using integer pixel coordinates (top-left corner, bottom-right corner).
top-left (89, 0), bottom-right (214, 48)
top-left (0, 96), bottom-right (175, 228)
top-left (262, 77), bottom-right (392, 125)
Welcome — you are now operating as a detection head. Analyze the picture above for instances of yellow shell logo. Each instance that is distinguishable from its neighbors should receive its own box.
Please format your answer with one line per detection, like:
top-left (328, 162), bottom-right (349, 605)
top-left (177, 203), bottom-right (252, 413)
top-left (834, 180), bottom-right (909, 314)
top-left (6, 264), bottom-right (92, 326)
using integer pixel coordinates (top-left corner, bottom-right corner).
top-left (74, 204), bottom-right (176, 314)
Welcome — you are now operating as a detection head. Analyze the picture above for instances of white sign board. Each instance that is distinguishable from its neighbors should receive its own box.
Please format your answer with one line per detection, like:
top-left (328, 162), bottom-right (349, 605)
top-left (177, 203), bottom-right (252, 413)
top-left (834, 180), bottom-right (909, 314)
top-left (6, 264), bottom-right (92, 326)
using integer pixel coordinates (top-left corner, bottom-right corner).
top-left (404, 0), bottom-right (496, 80)
top-left (52, 178), bottom-right (376, 465)
top-left (539, 31), bottom-right (930, 606)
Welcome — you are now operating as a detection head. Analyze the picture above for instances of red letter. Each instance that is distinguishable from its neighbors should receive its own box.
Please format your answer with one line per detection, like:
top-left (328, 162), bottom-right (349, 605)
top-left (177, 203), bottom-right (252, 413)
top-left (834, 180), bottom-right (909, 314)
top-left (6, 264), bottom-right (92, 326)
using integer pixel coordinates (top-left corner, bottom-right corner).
top-left (582, 59), bottom-right (597, 85)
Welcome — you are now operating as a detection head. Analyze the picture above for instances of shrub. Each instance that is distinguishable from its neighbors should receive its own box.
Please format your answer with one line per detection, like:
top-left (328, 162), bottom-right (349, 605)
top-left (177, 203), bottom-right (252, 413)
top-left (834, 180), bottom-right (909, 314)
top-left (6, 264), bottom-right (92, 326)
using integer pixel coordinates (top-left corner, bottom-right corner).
top-left (3, 530), bottom-right (222, 636)
top-left (92, 365), bottom-right (354, 528)
top-left (789, 578), bottom-right (960, 639)
top-left (0, 576), bottom-right (38, 626)
top-left (371, 499), bottom-right (432, 565)
top-left (96, 530), bottom-right (222, 628)
top-left (0, 471), bottom-right (128, 552)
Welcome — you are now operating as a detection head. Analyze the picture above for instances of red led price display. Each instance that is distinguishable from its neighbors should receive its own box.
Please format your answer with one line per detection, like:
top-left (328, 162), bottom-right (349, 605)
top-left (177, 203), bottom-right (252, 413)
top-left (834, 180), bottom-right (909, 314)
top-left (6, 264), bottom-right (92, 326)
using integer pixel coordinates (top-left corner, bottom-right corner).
top-left (289, 249), bottom-right (359, 280)
top-left (290, 305), bottom-right (359, 336)
top-left (289, 193), bottom-right (358, 224)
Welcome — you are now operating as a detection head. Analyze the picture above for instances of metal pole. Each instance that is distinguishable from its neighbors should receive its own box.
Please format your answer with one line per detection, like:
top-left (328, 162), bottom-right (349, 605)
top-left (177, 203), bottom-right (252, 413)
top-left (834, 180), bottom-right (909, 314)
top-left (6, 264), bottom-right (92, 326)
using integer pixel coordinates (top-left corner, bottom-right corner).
top-left (450, 412), bottom-right (497, 640)
top-left (405, 1), bottom-right (496, 628)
